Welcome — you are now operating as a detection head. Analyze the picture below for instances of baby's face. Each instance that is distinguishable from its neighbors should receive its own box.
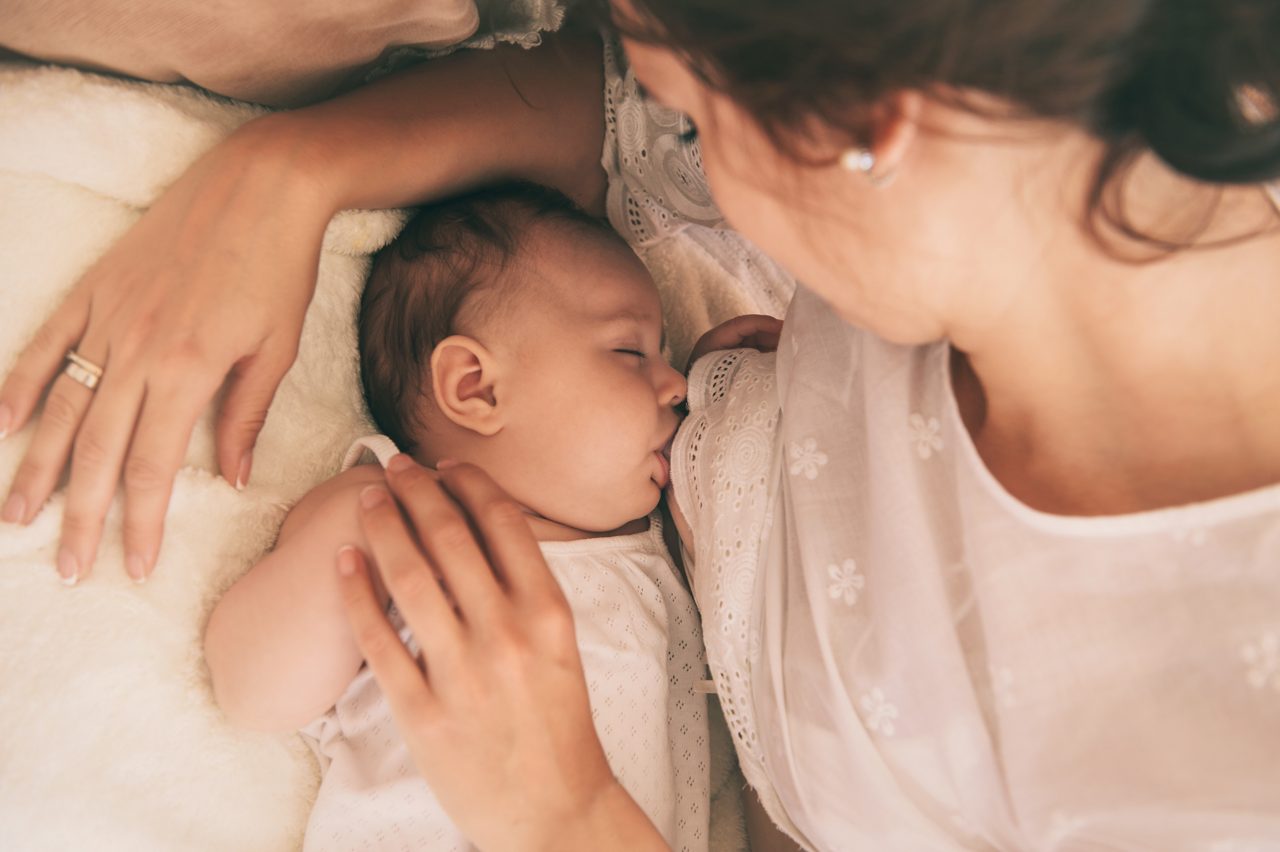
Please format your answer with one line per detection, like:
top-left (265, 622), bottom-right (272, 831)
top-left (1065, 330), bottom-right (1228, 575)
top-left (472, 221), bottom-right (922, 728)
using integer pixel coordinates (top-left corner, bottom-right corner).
top-left (489, 225), bottom-right (686, 532)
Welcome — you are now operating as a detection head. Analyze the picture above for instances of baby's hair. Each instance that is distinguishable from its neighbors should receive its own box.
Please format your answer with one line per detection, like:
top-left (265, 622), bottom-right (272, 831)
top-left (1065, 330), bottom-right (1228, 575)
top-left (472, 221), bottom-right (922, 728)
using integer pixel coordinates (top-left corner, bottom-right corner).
top-left (359, 182), bottom-right (620, 455)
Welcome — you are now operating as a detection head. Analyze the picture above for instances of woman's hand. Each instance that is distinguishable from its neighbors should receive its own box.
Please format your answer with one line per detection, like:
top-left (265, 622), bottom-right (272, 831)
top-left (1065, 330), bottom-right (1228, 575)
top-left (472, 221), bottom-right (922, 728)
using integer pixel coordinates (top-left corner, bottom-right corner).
top-left (0, 31), bottom-right (607, 586)
top-left (0, 123), bottom-right (333, 584)
top-left (337, 455), bottom-right (668, 852)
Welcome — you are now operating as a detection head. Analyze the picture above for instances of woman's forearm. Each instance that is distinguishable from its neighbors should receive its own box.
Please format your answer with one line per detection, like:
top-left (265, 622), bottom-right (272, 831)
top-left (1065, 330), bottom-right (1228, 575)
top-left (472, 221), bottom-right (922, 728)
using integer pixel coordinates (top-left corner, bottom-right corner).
top-left (234, 29), bottom-right (607, 221)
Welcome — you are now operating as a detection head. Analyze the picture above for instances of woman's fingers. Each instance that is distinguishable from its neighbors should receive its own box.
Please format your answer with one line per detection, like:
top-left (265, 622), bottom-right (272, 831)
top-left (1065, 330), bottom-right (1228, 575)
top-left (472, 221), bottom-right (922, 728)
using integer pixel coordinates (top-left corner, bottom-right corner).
top-left (356, 484), bottom-right (465, 659)
top-left (2, 321), bottom-right (109, 533)
top-left (58, 367), bottom-right (147, 583)
top-left (0, 295), bottom-right (90, 441)
top-left (3, 367), bottom-right (99, 532)
top-left (430, 462), bottom-right (567, 605)
top-left (0, 300), bottom-right (94, 527)
top-left (2, 325), bottom-right (281, 583)
top-left (119, 373), bottom-right (223, 582)
top-left (215, 347), bottom-right (295, 490)
top-left (383, 455), bottom-right (508, 620)
top-left (336, 545), bottom-right (438, 721)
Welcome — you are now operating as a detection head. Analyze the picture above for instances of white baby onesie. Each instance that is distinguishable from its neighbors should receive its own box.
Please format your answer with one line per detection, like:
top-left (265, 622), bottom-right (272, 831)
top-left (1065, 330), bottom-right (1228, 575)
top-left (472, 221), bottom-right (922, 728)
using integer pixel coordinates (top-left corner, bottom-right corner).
top-left (301, 436), bottom-right (710, 852)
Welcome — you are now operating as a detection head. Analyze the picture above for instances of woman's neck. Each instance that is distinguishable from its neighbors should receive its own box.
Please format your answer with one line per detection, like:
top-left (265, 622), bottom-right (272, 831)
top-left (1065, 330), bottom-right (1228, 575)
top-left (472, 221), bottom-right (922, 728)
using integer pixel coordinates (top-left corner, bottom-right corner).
top-left (949, 160), bottom-right (1280, 516)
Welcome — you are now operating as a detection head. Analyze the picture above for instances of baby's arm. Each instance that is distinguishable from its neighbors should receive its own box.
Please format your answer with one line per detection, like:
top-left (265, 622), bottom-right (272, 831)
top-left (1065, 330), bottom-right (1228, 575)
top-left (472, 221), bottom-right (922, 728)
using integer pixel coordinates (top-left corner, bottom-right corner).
top-left (204, 464), bottom-right (389, 732)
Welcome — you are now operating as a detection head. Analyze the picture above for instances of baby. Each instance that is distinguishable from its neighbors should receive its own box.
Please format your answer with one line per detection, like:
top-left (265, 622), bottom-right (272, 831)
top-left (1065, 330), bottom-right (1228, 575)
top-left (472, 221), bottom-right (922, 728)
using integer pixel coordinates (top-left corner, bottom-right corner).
top-left (205, 183), bottom-right (724, 851)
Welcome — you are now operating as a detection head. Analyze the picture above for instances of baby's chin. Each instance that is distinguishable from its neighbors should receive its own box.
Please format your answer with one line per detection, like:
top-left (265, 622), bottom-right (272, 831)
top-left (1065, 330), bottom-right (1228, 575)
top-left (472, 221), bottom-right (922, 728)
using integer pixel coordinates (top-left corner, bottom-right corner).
top-left (593, 503), bottom-right (661, 534)
top-left (519, 488), bottom-right (657, 538)
top-left (573, 491), bottom-right (662, 535)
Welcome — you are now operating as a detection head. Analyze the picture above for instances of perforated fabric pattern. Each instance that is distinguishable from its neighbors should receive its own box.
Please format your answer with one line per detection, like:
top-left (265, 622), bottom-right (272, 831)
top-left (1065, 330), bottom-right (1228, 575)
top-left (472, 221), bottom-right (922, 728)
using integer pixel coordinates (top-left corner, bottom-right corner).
top-left (671, 349), bottom-right (792, 838)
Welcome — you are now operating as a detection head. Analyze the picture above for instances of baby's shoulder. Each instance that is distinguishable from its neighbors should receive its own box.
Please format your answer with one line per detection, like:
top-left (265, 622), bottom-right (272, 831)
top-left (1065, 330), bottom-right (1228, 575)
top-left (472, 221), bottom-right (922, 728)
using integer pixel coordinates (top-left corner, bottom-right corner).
top-left (277, 464), bottom-right (388, 547)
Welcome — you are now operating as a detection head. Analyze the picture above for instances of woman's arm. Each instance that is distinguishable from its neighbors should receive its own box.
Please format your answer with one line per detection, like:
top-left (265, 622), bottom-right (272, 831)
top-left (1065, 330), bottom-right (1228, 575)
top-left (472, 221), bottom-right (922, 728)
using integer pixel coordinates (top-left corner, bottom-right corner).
top-left (258, 26), bottom-right (608, 217)
top-left (203, 465), bottom-right (389, 732)
top-left (0, 29), bottom-right (606, 585)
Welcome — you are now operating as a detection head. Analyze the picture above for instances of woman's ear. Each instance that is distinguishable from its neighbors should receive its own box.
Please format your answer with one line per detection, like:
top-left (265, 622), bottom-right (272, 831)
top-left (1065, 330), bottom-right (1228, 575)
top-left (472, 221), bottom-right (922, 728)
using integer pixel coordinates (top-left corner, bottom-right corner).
top-left (867, 90), bottom-right (922, 180)
top-left (808, 90), bottom-right (921, 184)
top-left (430, 335), bottom-right (505, 436)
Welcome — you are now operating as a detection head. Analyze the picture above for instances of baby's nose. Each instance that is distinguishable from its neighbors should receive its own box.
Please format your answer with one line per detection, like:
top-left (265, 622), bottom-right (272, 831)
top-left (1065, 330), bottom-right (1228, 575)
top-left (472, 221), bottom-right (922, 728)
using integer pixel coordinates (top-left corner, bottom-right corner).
top-left (662, 365), bottom-right (687, 408)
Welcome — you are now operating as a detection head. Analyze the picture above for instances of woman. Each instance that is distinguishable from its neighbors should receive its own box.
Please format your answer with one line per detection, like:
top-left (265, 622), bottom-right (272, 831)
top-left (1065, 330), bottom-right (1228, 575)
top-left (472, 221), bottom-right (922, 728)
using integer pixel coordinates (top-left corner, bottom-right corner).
top-left (4, 0), bottom-right (1279, 848)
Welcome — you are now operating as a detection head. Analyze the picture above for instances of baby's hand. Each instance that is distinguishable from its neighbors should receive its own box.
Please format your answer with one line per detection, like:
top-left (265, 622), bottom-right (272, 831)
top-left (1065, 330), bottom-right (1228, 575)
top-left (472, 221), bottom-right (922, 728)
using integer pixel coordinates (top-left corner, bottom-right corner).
top-left (688, 314), bottom-right (783, 366)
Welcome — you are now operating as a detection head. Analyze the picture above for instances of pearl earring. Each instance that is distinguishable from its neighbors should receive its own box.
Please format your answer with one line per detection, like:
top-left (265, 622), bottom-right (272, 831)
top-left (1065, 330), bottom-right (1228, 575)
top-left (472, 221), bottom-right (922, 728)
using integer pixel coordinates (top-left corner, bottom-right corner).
top-left (839, 148), bottom-right (876, 175)
top-left (839, 146), bottom-right (897, 187)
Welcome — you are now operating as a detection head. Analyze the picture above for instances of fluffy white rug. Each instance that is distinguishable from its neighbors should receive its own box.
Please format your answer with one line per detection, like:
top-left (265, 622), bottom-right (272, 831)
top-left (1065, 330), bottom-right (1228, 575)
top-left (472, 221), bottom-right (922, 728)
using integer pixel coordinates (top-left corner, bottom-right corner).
top-left (0, 59), bottom-right (753, 851)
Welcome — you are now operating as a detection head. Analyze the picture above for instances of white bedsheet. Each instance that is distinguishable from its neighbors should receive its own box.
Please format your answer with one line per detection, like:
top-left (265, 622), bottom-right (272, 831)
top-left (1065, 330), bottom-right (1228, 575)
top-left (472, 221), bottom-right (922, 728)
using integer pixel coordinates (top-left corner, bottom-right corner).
top-left (0, 60), bottom-right (406, 851)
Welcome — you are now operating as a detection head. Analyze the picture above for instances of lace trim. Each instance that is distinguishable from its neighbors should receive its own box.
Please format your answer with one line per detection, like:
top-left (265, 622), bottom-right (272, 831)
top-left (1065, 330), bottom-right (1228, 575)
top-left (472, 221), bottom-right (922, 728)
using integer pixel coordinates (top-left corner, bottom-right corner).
top-left (675, 350), bottom-right (784, 821)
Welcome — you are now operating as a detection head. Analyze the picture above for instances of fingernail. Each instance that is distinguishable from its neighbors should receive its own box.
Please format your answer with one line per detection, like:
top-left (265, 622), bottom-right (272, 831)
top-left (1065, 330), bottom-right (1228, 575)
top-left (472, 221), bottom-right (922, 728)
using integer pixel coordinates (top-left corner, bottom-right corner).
top-left (235, 451), bottom-right (253, 491)
top-left (336, 545), bottom-right (358, 576)
top-left (387, 453), bottom-right (415, 474)
top-left (359, 486), bottom-right (387, 509)
top-left (2, 493), bottom-right (25, 524)
top-left (127, 554), bottom-right (148, 584)
top-left (0, 402), bottom-right (11, 439)
top-left (435, 458), bottom-right (459, 470)
top-left (57, 550), bottom-right (79, 586)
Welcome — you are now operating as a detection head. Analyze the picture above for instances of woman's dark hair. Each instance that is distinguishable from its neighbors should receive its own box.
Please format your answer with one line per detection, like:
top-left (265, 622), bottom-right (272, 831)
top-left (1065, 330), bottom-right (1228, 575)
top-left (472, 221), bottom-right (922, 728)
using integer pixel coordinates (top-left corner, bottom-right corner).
top-left (359, 182), bottom-right (615, 454)
top-left (594, 0), bottom-right (1280, 250)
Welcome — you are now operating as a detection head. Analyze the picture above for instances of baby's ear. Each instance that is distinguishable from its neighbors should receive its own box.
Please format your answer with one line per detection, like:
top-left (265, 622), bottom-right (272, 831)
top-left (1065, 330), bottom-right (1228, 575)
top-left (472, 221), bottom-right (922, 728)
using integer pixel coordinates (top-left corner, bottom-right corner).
top-left (430, 335), bottom-right (504, 436)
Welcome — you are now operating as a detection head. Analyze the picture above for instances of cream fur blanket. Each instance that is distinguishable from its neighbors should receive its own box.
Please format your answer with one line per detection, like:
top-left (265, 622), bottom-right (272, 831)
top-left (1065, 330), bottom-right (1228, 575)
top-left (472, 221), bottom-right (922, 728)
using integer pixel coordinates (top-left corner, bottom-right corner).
top-left (0, 61), bottom-right (749, 851)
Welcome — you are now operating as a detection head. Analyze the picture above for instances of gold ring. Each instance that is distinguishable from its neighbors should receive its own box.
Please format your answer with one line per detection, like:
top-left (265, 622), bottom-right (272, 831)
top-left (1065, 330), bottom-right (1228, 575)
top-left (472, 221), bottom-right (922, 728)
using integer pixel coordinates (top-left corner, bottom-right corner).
top-left (63, 349), bottom-right (104, 391)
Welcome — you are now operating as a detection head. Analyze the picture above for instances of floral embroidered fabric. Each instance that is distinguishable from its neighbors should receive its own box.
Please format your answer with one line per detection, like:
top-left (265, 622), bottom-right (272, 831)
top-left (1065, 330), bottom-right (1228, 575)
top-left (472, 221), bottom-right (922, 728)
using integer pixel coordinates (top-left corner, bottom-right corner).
top-left (674, 287), bottom-right (1280, 850)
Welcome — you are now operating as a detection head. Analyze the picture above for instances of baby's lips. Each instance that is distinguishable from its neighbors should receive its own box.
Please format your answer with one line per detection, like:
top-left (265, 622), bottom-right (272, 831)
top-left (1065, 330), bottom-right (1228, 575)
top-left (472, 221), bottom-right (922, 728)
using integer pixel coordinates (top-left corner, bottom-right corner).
top-left (653, 450), bottom-right (671, 489)
top-left (660, 432), bottom-right (676, 463)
